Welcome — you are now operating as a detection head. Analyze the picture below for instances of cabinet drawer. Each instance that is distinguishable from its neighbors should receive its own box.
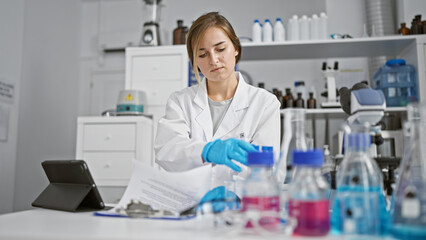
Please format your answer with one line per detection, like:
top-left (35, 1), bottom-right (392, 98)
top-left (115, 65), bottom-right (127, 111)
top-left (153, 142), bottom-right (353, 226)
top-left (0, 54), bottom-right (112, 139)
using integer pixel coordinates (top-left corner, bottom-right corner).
top-left (83, 123), bottom-right (136, 151)
top-left (132, 54), bottom-right (182, 81)
top-left (84, 152), bottom-right (134, 185)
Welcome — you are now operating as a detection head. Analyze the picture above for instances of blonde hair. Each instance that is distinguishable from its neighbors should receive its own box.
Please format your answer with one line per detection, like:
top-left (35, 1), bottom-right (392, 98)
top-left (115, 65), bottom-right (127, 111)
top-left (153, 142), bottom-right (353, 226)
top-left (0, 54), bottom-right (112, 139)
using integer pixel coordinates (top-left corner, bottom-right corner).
top-left (186, 12), bottom-right (241, 85)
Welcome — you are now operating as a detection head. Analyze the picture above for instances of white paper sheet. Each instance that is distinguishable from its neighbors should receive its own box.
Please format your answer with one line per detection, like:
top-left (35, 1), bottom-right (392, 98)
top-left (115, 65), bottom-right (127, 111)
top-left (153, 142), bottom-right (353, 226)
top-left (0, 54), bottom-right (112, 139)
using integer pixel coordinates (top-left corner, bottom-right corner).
top-left (110, 160), bottom-right (212, 214)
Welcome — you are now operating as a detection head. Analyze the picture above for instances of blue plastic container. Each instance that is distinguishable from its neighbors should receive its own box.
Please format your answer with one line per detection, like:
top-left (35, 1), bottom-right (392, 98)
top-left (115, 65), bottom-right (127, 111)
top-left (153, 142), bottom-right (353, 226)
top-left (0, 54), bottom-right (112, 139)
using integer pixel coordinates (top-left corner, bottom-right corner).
top-left (373, 59), bottom-right (418, 107)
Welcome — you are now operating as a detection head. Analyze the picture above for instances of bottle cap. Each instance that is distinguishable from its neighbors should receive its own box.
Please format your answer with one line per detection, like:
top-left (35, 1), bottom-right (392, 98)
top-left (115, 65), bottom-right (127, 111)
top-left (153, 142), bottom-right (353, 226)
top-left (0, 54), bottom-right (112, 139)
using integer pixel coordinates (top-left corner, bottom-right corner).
top-left (261, 146), bottom-right (273, 152)
top-left (248, 151), bottom-right (274, 166)
top-left (347, 133), bottom-right (371, 148)
top-left (265, 19), bottom-right (271, 23)
top-left (292, 149), bottom-right (324, 166)
top-left (252, 144), bottom-right (260, 151)
top-left (386, 59), bottom-right (406, 66)
top-left (276, 18), bottom-right (282, 22)
top-left (254, 19), bottom-right (259, 23)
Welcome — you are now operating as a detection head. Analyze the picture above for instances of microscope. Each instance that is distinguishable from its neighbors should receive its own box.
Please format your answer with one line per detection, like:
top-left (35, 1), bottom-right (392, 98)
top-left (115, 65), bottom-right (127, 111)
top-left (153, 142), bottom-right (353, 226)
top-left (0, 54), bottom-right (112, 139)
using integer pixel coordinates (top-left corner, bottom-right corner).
top-left (329, 83), bottom-right (399, 196)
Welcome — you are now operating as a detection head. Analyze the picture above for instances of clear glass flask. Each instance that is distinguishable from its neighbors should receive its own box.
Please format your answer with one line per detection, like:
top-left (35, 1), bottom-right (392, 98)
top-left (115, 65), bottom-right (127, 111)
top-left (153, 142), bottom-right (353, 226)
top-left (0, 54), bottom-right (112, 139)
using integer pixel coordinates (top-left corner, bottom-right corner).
top-left (390, 103), bottom-right (426, 239)
top-left (330, 123), bottom-right (388, 236)
top-left (274, 108), bottom-right (308, 185)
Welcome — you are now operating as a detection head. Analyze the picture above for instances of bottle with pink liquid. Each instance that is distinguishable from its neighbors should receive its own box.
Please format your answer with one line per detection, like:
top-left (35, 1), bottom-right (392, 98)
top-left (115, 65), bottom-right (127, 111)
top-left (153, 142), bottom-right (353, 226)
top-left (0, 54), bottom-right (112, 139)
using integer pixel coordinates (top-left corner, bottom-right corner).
top-left (288, 149), bottom-right (330, 236)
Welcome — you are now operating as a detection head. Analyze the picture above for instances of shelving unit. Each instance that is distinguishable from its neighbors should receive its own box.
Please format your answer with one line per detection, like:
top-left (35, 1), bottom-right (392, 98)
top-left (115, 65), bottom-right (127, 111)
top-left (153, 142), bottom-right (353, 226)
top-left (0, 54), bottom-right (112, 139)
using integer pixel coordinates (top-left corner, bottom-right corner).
top-left (241, 35), bottom-right (426, 104)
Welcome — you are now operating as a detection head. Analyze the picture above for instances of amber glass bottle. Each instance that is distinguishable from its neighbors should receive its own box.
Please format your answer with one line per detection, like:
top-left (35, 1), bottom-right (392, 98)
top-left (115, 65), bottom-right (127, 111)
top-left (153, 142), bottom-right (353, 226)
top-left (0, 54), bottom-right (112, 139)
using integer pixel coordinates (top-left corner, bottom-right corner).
top-left (307, 92), bottom-right (317, 109)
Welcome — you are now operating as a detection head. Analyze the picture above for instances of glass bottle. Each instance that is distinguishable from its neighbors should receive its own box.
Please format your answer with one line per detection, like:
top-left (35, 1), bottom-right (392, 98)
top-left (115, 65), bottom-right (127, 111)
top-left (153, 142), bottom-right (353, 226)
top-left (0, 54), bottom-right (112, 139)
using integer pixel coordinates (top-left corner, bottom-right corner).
top-left (242, 151), bottom-right (281, 230)
top-left (398, 23), bottom-right (411, 35)
top-left (330, 123), bottom-right (388, 236)
top-left (283, 88), bottom-right (294, 109)
top-left (275, 108), bottom-right (308, 185)
top-left (307, 92), bottom-right (317, 109)
top-left (173, 20), bottom-right (186, 45)
top-left (295, 93), bottom-right (304, 108)
top-left (288, 149), bottom-right (330, 236)
top-left (390, 103), bottom-right (426, 239)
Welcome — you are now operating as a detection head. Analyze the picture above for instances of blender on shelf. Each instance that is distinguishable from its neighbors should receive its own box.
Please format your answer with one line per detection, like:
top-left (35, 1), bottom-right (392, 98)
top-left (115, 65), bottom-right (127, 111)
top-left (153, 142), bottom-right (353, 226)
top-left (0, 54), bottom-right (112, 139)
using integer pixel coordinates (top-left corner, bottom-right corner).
top-left (140, 0), bottom-right (162, 46)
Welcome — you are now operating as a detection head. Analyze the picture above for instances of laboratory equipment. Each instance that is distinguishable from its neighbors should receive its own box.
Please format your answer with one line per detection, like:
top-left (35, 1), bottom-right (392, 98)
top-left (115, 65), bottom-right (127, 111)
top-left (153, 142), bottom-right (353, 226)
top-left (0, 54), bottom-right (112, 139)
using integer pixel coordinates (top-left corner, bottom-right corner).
top-left (287, 15), bottom-right (299, 41)
top-left (140, 0), bottom-right (162, 46)
top-left (288, 149), bottom-right (330, 236)
top-left (275, 108), bottom-right (308, 185)
top-left (321, 145), bottom-right (335, 187)
top-left (373, 59), bottom-right (418, 107)
top-left (331, 123), bottom-right (388, 236)
top-left (307, 92), bottom-right (317, 109)
top-left (262, 19), bottom-right (273, 42)
top-left (282, 88), bottom-right (294, 109)
top-left (398, 23), bottom-right (411, 35)
top-left (390, 103), bottom-right (426, 239)
top-left (294, 93), bottom-right (304, 108)
top-left (321, 61), bottom-right (340, 108)
top-left (310, 14), bottom-right (320, 40)
top-left (273, 18), bottom-right (285, 42)
top-left (172, 20), bottom-right (187, 45)
top-left (242, 151), bottom-right (281, 231)
top-left (319, 12), bottom-right (328, 39)
top-left (252, 19), bottom-right (262, 42)
top-left (299, 15), bottom-right (309, 40)
top-left (116, 90), bottom-right (147, 115)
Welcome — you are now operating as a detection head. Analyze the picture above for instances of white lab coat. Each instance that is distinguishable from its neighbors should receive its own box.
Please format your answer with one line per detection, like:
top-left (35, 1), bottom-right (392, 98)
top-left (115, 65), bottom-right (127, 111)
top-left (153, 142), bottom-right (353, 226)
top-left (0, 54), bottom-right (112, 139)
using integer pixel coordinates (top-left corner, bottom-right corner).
top-left (154, 72), bottom-right (281, 187)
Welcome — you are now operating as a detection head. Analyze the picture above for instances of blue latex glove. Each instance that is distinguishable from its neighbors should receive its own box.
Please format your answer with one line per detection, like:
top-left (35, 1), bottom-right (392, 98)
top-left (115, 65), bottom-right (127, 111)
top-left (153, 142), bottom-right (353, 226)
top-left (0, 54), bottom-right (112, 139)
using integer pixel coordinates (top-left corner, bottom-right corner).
top-left (198, 186), bottom-right (240, 213)
top-left (202, 138), bottom-right (256, 172)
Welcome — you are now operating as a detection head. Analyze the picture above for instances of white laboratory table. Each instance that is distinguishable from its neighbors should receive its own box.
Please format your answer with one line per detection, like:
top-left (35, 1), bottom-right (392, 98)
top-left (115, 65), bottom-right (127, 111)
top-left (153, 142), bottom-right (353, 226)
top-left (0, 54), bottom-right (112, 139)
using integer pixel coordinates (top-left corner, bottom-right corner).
top-left (0, 208), bottom-right (390, 240)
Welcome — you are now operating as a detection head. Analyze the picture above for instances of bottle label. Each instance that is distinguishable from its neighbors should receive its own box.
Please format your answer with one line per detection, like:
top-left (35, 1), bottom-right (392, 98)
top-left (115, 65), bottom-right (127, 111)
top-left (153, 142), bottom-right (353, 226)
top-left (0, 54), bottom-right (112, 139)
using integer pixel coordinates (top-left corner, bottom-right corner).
top-left (289, 200), bottom-right (330, 236)
top-left (402, 198), bottom-right (420, 218)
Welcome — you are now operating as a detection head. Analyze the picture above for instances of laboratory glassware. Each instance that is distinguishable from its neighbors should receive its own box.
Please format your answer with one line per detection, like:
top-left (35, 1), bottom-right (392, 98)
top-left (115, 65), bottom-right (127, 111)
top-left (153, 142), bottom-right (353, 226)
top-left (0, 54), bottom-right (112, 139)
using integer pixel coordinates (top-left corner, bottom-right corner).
top-left (275, 108), bottom-right (308, 185)
top-left (242, 151), bottom-right (281, 232)
top-left (288, 149), bottom-right (330, 236)
top-left (330, 123), bottom-right (388, 236)
top-left (389, 103), bottom-right (426, 239)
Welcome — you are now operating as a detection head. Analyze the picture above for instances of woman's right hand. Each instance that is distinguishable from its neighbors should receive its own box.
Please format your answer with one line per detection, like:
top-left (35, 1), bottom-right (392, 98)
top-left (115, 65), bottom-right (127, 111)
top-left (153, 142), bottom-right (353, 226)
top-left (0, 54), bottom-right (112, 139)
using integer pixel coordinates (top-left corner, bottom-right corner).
top-left (202, 138), bottom-right (256, 172)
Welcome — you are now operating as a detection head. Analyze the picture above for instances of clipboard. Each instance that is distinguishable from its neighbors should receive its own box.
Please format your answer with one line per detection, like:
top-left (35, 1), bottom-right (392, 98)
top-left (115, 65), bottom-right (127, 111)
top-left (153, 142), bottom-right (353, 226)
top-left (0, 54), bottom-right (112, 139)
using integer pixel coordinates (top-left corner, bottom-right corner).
top-left (32, 160), bottom-right (105, 212)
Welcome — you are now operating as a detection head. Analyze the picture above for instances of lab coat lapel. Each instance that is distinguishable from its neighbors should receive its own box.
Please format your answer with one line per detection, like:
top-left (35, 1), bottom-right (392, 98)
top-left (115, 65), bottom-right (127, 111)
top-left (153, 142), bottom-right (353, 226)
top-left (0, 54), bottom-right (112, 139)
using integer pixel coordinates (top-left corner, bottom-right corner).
top-left (194, 80), bottom-right (213, 141)
top-left (213, 73), bottom-right (249, 139)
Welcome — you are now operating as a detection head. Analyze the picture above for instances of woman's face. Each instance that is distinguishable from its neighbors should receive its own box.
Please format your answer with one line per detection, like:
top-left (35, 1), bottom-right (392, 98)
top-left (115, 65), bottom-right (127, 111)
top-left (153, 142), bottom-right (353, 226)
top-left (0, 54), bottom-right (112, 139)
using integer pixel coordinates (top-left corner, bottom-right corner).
top-left (196, 27), bottom-right (238, 83)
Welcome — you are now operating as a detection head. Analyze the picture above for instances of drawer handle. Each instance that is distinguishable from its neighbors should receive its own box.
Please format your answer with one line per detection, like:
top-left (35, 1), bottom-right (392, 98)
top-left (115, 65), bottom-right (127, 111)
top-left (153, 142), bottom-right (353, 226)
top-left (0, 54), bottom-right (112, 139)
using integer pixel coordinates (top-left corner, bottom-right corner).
top-left (105, 134), bottom-right (112, 141)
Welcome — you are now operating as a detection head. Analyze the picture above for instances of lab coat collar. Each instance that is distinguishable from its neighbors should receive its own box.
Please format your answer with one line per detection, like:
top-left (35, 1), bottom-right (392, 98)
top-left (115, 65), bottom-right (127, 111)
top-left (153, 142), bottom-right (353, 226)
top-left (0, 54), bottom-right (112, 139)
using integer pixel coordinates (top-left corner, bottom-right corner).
top-left (194, 72), bottom-right (250, 141)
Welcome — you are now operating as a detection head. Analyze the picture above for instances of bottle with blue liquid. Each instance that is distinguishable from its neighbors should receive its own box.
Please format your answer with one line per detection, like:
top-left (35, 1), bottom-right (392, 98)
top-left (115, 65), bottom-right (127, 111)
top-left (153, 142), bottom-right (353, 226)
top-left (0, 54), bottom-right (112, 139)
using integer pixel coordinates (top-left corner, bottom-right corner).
top-left (331, 123), bottom-right (388, 236)
top-left (390, 103), bottom-right (426, 239)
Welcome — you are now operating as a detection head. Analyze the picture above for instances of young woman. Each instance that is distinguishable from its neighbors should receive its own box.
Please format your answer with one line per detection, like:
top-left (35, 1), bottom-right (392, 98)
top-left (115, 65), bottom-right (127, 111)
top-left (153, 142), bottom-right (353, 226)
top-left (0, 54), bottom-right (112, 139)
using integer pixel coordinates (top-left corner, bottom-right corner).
top-left (154, 12), bottom-right (280, 188)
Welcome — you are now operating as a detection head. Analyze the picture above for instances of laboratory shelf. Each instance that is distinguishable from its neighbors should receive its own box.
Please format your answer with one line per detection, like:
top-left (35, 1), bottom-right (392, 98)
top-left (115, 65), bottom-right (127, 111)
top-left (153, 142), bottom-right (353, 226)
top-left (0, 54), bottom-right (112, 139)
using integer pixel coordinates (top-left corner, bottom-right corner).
top-left (280, 107), bottom-right (407, 118)
top-left (241, 35), bottom-right (421, 60)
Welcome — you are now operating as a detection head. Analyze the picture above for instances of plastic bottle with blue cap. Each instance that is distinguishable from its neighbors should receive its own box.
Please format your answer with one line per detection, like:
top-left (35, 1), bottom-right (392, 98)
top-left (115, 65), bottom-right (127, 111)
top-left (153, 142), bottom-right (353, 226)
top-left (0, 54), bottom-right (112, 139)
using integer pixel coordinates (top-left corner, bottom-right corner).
top-left (288, 149), bottom-right (330, 236)
top-left (331, 124), bottom-right (388, 236)
top-left (273, 18), bottom-right (285, 42)
top-left (373, 58), bottom-right (418, 107)
top-left (242, 150), bottom-right (281, 230)
top-left (263, 19), bottom-right (273, 42)
top-left (252, 19), bottom-right (262, 43)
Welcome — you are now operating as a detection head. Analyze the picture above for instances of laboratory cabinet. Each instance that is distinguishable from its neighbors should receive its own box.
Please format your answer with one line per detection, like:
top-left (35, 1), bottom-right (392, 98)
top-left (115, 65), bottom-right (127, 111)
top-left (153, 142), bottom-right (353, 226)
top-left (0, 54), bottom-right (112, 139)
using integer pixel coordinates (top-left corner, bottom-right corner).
top-left (76, 116), bottom-right (153, 203)
top-left (125, 45), bottom-right (189, 135)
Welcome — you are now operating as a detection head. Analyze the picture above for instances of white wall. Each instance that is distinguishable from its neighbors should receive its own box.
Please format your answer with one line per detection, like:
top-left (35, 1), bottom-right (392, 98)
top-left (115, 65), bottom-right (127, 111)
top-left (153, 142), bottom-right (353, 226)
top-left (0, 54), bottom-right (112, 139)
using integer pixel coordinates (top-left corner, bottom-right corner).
top-left (13, 0), bottom-right (81, 211)
top-left (0, 0), bottom-right (25, 214)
